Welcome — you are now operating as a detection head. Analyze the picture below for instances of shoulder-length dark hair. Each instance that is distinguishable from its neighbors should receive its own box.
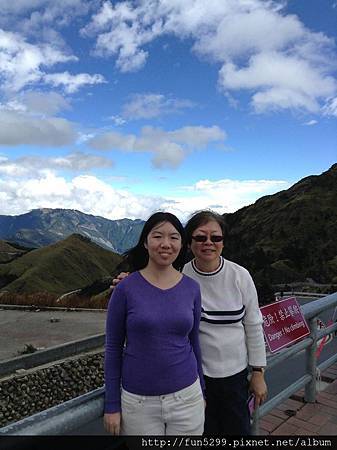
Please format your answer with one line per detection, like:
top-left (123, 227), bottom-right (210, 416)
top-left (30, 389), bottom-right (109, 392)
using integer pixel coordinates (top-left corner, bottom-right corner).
top-left (184, 209), bottom-right (227, 245)
top-left (123, 212), bottom-right (187, 272)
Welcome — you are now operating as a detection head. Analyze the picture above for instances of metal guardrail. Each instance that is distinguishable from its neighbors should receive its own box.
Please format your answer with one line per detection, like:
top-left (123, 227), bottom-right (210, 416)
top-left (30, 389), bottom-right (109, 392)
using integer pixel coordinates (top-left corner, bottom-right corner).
top-left (1, 292), bottom-right (337, 436)
top-left (252, 291), bottom-right (337, 434)
top-left (0, 333), bottom-right (105, 377)
top-left (274, 291), bottom-right (326, 299)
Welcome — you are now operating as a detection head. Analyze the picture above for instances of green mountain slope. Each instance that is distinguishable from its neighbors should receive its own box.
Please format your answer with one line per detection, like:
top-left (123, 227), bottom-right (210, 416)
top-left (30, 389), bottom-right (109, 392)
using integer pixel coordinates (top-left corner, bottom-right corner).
top-left (0, 240), bottom-right (30, 263)
top-left (0, 234), bottom-right (122, 295)
top-left (223, 163), bottom-right (337, 293)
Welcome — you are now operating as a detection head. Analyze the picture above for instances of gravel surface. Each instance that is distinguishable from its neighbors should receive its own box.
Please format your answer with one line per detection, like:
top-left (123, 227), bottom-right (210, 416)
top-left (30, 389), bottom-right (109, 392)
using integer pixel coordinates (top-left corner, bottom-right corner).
top-left (0, 351), bottom-right (104, 428)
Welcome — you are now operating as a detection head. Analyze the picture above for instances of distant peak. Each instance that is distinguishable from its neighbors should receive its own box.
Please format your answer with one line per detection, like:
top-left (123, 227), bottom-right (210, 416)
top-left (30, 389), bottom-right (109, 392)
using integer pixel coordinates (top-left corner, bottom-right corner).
top-left (40, 208), bottom-right (54, 213)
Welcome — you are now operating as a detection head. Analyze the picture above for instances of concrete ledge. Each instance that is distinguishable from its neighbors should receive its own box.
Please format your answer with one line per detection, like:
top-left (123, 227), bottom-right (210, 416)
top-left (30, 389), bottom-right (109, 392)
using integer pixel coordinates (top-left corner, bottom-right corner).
top-left (0, 304), bottom-right (106, 313)
top-left (0, 333), bottom-right (105, 377)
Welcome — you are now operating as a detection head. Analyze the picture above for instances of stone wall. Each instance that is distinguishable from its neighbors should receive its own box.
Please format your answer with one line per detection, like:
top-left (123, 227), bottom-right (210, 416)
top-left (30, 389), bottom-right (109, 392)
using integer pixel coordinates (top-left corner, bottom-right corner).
top-left (0, 351), bottom-right (104, 428)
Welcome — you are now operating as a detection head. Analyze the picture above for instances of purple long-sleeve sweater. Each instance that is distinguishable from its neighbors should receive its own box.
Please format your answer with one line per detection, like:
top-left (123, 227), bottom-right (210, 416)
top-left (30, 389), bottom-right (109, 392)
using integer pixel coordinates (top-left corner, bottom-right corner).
top-left (104, 271), bottom-right (205, 413)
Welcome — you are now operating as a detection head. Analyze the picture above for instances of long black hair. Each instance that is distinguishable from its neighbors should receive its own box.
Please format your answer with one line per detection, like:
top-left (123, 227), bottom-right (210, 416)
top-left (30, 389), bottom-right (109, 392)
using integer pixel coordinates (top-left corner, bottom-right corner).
top-left (123, 212), bottom-right (187, 271)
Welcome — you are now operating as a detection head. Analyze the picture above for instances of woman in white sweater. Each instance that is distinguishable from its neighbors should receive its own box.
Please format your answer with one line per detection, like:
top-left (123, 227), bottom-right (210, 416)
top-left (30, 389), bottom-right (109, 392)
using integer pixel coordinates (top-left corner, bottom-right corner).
top-left (183, 210), bottom-right (267, 435)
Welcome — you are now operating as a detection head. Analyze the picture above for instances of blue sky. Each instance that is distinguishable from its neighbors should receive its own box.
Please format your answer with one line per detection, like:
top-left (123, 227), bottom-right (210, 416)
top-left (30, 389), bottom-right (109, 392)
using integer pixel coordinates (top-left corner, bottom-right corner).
top-left (0, 0), bottom-right (336, 221)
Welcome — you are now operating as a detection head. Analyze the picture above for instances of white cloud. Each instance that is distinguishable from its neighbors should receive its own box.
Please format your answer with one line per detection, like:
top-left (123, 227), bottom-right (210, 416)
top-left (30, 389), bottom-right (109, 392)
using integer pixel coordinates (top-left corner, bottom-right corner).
top-left (0, 1), bottom-right (92, 39)
top-left (0, 153), bottom-right (113, 177)
top-left (0, 28), bottom-right (76, 92)
top-left (122, 93), bottom-right (195, 120)
top-left (0, 93), bottom-right (78, 147)
top-left (108, 115), bottom-right (126, 126)
top-left (44, 71), bottom-right (106, 93)
top-left (172, 178), bottom-right (290, 216)
top-left (2, 91), bottom-right (71, 115)
top-left (322, 97), bottom-right (337, 117)
top-left (192, 6), bottom-right (305, 62)
top-left (0, 170), bottom-right (291, 221)
top-left (0, 0), bottom-right (88, 17)
top-left (81, 0), bottom-right (158, 72)
top-left (88, 125), bottom-right (226, 168)
top-left (0, 172), bottom-right (166, 220)
top-left (18, 172), bottom-right (71, 199)
top-left (2, 1), bottom-right (335, 114)
top-left (77, 132), bottom-right (96, 144)
top-left (52, 152), bottom-right (113, 171)
top-left (168, 126), bottom-right (226, 148)
top-left (0, 99), bottom-right (26, 113)
top-left (0, 28), bottom-right (105, 96)
top-left (219, 52), bottom-right (336, 113)
top-left (0, 110), bottom-right (77, 147)
top-left (82, 0), bottom-right (337, 115)
top-left (303, 120), bottom-right (318, 126)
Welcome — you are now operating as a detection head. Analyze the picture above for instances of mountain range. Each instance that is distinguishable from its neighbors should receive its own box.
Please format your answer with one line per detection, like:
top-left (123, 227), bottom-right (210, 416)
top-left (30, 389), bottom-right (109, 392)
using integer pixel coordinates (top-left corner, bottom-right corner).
top-left (0, 163), bottom-right (336, 303)
top-left (0, 208), bottom-right (144, 254)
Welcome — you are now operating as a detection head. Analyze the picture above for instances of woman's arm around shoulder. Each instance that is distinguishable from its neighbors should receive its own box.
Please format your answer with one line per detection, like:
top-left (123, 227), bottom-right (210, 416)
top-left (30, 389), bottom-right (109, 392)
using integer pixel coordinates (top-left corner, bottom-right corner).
top-left (109, 271), bottom-right (130, 292)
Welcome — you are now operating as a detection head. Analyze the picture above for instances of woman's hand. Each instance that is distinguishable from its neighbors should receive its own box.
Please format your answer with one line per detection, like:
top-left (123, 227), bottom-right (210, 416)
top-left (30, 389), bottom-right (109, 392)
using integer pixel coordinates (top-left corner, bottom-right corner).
top-left (110, 272), bottom-right (130, 292)
top-left (249, 372), bottom-right (268, 408)
top-left (104, 412), bottom-right (121, 435)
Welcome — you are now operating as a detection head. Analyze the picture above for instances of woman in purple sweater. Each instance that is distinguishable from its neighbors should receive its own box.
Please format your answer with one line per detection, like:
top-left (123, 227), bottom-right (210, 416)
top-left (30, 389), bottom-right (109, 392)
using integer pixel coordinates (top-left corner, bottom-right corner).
top-left (103, 212), bottom-right (205, 436)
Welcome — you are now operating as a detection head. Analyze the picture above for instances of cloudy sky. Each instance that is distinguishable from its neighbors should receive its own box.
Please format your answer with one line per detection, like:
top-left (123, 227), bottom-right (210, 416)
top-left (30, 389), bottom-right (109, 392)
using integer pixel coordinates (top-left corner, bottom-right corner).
top-left (0, 0), bottom-right (336, 221)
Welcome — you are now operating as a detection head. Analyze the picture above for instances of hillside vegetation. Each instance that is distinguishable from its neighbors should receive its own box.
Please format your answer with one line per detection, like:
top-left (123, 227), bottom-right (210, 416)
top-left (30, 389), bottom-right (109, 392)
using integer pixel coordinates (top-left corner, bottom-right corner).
top-left (0, 241), bottom-right (30, 263)
top-left (0, 234), bottom-right (122, 295)
top-left (223, 163), bottom-right (337, 299)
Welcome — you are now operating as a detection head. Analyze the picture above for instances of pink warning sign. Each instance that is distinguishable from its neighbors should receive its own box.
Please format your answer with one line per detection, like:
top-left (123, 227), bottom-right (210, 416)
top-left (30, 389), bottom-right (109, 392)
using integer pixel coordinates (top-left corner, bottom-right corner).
top-left (260, 297), bottom-right (310, 353)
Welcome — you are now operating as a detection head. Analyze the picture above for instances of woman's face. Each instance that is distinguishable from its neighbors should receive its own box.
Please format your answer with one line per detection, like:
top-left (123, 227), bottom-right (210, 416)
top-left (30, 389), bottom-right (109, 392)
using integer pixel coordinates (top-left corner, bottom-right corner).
top-left (189, 220), bottom-right (224, 265)
top-left (145, 221), bottom-right (182, 267)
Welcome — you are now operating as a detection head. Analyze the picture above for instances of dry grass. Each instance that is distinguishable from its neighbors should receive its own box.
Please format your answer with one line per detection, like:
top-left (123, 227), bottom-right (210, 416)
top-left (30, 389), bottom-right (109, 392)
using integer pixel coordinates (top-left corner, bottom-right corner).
top-left (0, 291), bottom-right (110, 309)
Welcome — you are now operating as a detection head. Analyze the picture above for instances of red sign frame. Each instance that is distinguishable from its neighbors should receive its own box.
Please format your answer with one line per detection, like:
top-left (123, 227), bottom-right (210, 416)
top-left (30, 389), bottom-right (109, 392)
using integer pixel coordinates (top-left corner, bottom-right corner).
top-left (260, 297), bottom-right (310, 353)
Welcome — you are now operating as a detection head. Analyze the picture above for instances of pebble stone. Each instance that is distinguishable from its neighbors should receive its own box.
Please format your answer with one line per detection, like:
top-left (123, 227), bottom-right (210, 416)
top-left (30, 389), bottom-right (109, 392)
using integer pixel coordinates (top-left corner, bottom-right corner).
top-left (0, 352), bottom-right (104, 428)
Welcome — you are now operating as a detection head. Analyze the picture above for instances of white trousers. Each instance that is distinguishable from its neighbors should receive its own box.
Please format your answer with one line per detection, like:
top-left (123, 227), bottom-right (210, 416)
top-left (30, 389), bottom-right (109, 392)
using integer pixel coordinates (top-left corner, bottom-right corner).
top-left (121, 378), bottom-right (205, 435)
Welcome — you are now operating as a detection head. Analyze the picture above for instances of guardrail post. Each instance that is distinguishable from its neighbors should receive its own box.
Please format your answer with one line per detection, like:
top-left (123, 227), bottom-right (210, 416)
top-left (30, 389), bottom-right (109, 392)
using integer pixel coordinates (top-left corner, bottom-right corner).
top-left (304, 316), bottom-right (317, 403)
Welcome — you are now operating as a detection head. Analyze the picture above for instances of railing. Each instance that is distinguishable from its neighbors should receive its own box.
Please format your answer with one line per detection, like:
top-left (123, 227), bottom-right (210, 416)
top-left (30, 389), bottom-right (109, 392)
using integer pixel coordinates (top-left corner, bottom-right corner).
top-left (274, 291), bottom-right (326, 299)
top-left (1, 292), bottom-right (337, 436)
top-left (0, 333), bottom-right (105, 377)
top-left (252, 291), bottom-right (337, 434)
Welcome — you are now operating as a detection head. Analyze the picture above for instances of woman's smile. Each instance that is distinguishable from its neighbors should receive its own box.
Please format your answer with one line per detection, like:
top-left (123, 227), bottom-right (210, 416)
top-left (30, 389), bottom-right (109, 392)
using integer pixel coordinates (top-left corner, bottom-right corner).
top-left (190, 220), bottom-right (224, 272)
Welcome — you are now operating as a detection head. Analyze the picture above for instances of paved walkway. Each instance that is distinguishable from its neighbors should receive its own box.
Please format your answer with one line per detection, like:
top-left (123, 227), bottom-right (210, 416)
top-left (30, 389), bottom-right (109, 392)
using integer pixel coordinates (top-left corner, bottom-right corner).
top-left (259, 363), bottom-right (337, 435)
top-left (0, 307), bottom-right (106, 361)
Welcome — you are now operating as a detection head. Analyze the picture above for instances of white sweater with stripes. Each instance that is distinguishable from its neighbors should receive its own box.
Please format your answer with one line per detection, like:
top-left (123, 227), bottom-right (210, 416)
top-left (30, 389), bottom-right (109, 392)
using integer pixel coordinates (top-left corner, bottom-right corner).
top-left (183, 257), bottom-right (266, 377)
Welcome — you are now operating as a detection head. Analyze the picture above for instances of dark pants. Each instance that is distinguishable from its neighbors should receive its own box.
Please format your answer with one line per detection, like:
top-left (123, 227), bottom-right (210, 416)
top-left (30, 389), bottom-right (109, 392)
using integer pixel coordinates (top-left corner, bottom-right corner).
top-left (203, 368), bottom-right (251, 436)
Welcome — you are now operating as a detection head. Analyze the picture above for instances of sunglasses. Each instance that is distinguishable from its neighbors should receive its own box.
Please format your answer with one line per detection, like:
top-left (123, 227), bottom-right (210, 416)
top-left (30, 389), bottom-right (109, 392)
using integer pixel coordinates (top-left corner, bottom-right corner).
top-left (191, 235), bottom-right (224, 243)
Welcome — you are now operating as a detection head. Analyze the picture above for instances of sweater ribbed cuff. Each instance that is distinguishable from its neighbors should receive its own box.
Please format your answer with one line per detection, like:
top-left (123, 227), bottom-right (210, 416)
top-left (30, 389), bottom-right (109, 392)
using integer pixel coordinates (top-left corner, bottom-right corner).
top-left (104, 401), bottom-right (121, 414)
